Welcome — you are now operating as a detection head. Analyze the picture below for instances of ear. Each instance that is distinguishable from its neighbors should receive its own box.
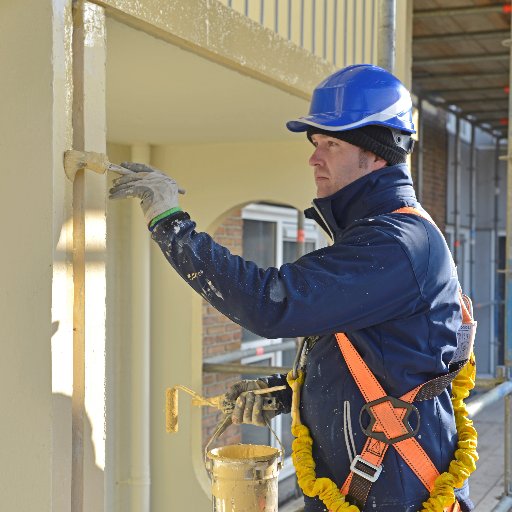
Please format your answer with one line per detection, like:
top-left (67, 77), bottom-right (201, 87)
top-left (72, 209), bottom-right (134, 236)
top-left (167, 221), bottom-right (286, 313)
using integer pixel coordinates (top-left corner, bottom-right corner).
top-left (372, 155), bottom-right (388, 170)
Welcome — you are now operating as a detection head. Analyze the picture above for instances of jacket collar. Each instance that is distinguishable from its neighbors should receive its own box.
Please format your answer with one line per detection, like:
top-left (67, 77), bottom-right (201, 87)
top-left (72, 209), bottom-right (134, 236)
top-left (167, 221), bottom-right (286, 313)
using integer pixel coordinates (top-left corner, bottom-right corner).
top-left (305, 164), bottom-right (418, 240)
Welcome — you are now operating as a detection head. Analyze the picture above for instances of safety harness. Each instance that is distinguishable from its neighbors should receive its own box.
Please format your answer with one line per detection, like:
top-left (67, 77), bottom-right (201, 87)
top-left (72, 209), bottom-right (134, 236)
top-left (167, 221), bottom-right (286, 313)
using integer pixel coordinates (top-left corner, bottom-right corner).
top-left (287, 207), bottom-right (478, 512)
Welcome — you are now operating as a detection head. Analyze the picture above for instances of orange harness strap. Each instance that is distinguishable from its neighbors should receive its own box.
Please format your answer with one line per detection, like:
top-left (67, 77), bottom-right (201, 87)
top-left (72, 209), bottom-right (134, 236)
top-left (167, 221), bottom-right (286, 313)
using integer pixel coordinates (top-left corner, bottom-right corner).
top-left (336, 332), bottom-right (440, 497)
top-left (335, 206), bottom-right (474, 509)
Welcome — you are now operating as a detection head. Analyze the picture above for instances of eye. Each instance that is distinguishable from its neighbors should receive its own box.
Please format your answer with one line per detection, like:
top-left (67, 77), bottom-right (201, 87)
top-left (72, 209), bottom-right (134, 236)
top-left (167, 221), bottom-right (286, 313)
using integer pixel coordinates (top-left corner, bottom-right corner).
top-left (327, 140), bottom-right (338, 147)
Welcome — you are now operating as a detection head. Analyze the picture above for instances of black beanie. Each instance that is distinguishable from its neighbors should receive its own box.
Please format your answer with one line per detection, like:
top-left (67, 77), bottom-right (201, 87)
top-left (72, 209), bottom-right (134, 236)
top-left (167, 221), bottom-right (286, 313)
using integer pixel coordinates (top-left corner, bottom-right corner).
top-left (307, 125), bottom-right (411, 166)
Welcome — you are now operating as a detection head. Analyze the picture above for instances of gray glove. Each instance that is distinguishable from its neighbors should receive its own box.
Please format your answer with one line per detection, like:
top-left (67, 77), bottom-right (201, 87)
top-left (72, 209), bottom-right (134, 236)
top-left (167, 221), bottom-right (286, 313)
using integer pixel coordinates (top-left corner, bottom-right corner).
top-left (224, 379), bottom-right (277, 427)
top-left (109, 162), bottom-right (183, 226)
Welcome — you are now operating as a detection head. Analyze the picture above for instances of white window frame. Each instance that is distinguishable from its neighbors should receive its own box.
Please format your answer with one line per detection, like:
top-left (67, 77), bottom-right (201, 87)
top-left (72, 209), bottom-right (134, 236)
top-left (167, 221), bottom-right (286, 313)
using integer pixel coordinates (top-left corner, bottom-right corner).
top-left (241, 203), bottom-right (326, 480)
top-left (445, 225), bottom-right (471, 294)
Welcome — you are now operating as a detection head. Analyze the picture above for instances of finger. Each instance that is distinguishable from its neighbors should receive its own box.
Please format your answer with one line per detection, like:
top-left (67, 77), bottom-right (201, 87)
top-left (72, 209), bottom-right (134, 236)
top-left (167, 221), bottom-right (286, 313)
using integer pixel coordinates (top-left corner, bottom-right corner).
top-left (121, 162), bottom-right (155, 173)
top-left (252, 395), bottom-right (265, 426)
top-left (109, 183), bottom-right (147, 199)
top-left (232, 395), bottom-right (246, 425)
top-left (243, 393), bottom-right (255, 424)
top-left (112, 174), bottom-right (148, 187)
top-left (109, 188), bottom-right (138, 200)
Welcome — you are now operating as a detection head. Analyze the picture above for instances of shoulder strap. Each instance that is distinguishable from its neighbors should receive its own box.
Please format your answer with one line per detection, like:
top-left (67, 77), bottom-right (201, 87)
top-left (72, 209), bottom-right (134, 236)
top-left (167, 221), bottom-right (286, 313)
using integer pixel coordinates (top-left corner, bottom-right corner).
top-left (337, 206), bottom-right (476, 509)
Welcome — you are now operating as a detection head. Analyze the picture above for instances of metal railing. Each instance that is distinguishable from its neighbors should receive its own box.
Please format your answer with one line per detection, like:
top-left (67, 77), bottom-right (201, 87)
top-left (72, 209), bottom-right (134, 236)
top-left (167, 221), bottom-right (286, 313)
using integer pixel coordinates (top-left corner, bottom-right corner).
top-left (219, 0), bottom-right (378, 67)
top-left (467, 371), bottom-right (512, 511)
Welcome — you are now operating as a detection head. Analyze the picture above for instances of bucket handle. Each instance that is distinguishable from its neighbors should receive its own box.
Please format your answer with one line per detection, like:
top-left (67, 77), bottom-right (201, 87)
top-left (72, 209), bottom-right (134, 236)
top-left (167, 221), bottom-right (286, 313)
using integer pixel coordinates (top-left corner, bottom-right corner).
top-left (204, 415), bottom-right (285, 475)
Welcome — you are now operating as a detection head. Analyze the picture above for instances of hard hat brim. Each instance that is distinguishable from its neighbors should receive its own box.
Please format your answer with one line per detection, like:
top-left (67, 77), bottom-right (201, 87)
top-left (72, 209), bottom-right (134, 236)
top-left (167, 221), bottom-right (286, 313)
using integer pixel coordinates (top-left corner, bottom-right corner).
top-left (286, 113), bottom-right (416, 134)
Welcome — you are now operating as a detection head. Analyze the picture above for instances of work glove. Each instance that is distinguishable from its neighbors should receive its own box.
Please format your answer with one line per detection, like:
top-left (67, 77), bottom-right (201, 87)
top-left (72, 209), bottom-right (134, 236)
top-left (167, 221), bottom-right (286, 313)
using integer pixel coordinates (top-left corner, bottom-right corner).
top-left (224, 379), bottom-right (277, 427)
top-left (108, 162), bottom-right (183, 227)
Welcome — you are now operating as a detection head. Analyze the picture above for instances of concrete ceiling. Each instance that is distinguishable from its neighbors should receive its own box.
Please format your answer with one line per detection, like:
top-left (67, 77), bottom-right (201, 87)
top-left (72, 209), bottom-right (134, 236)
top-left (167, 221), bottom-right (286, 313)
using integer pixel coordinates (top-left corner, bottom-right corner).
top-left (106, 17), bottom-right (309, 145)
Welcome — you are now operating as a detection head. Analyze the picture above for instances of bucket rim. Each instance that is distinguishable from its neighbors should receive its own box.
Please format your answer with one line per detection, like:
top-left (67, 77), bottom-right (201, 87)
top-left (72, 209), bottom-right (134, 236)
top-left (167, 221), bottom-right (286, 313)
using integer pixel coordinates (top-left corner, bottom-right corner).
top-left (206, 443), bottom-right (281, 462)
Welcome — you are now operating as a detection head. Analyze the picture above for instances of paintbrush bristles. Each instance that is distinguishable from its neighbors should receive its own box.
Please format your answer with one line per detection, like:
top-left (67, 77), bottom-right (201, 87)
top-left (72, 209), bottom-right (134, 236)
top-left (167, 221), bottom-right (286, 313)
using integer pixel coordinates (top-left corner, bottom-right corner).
top-left (64, 149), bottom-right (110, 178)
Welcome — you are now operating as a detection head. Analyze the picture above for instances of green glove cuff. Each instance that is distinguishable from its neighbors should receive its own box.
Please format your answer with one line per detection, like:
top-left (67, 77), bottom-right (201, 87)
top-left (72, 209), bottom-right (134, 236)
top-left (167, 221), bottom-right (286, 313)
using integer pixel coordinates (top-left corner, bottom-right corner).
top-left (149, 207), bottom-right (182, 230)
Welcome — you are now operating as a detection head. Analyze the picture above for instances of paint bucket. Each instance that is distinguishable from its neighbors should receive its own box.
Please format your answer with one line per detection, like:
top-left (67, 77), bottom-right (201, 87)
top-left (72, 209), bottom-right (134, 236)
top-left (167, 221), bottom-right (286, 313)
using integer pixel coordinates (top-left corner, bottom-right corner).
top-left (205, 417), bottom-right (283, 511)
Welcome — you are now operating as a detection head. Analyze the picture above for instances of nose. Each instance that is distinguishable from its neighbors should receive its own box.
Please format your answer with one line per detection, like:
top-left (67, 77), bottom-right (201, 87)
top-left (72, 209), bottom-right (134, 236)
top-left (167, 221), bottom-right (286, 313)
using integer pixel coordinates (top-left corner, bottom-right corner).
top-left (309, 147), bottom-right (322, 167)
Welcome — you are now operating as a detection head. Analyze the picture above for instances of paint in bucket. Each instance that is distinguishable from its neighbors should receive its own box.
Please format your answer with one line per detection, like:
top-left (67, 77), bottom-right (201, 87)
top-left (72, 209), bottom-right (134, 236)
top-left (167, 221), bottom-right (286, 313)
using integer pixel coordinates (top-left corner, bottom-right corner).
top-left (206, 443), bottom-right (282, 511)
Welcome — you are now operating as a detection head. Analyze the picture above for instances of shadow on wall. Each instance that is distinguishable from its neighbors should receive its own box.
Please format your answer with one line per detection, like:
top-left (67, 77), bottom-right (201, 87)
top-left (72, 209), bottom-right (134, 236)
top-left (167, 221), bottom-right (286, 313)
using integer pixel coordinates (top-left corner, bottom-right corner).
top-left (52, 393), bottom-right (104, 512)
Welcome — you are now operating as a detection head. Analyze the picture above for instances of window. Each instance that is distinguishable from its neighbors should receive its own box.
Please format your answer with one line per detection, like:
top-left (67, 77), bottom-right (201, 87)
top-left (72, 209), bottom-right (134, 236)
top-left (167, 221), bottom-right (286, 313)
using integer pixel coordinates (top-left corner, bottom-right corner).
top-left (240, 203), bottom-right (327, 491)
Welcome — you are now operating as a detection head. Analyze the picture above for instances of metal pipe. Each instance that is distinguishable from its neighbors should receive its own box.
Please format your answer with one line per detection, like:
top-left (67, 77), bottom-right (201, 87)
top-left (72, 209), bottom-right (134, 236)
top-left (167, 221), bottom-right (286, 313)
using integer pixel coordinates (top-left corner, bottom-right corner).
top-left (123, 144), bottom-right (151, 511)
top-left (492, 495), bottom-right (512, 512)
top-left (204, 340), bottom-right (298, 364)
top-left (505, 22), bottom-right (512, 371)
top-left (466, 381), bottom-right (512, 418)
top-left (416, 98), bottom-right (424, 203)
top-left (203, 363), bottom-right (290, 375)
top-left (469, 123), bottom-right (476, 296)
top-left (377, 0), bottom-right (396, 73)
top-left (495, 136), bottom-right (501, 367)
top-left (476, 377), bottom-right (507, 390)
top-left (505, 393), bottom-right (512, 496)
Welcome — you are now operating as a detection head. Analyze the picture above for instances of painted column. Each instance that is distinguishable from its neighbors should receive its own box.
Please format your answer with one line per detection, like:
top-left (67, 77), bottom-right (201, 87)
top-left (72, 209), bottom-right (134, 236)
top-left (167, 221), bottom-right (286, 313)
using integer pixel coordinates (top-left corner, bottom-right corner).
top-left (113, 144), bottom-right (151, 512)
top-left (53, 3), bottom-right (108, 511)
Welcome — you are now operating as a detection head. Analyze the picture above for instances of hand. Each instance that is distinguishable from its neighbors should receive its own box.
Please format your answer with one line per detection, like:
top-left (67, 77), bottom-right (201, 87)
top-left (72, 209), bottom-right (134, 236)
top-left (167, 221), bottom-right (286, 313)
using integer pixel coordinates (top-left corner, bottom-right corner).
top-left (109, 162), bottom-right (183, 226)
top-left (224, 379), bottom-right (277, 427)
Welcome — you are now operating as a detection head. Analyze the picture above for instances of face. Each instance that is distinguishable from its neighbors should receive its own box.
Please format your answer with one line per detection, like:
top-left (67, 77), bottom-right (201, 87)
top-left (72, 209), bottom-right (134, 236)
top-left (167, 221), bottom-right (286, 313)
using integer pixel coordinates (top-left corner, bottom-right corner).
top-left (309, 134), bottom-right (386, 198)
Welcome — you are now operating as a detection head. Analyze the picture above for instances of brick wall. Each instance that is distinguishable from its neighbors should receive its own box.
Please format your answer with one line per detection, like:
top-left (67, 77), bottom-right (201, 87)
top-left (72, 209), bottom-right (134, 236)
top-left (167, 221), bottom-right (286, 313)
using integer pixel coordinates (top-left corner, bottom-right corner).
top-left (202, 210), bottom-right (243, 451)
top-left (412, 106), bottom-right (449, 233)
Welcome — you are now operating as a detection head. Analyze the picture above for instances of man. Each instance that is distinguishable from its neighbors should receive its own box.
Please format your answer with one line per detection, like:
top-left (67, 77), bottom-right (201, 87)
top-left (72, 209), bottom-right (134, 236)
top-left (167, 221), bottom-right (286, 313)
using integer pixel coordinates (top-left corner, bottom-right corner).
top-left (110, 64), bottom-right (474, 511)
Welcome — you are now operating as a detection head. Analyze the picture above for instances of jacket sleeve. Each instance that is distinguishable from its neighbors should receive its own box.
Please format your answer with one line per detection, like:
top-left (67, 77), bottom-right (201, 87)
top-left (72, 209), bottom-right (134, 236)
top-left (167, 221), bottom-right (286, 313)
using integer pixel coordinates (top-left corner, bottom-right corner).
top-left (151, 212), bottom-right (429, 339)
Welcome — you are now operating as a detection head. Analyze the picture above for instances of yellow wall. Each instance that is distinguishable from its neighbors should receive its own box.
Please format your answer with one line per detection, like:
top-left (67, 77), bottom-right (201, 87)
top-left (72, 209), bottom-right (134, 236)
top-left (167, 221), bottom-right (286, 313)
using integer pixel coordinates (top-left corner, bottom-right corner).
top-left (1, 0), bottom-right (64, 509)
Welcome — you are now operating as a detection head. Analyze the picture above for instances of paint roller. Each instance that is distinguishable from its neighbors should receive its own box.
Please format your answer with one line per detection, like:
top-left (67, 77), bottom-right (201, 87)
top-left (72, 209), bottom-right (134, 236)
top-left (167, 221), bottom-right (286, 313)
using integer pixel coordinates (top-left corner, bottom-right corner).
top-left (166, 385), bottom-right (287, 433)
top-left (63, 149), bottom-right (186, 194)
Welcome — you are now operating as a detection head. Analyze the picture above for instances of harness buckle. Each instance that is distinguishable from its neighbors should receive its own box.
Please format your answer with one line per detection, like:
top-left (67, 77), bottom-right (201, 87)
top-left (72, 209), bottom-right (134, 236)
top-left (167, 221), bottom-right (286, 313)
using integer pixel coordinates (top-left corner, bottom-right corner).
top-left (350, 455), bottom-right (383, 483)
top-left (359, 396), bottom-right (420, 445)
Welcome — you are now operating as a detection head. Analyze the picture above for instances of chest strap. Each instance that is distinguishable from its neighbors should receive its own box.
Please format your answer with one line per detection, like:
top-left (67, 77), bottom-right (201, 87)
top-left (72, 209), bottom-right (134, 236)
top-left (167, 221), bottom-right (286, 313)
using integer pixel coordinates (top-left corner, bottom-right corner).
top-left (337, 206), bottom-right (476, 510)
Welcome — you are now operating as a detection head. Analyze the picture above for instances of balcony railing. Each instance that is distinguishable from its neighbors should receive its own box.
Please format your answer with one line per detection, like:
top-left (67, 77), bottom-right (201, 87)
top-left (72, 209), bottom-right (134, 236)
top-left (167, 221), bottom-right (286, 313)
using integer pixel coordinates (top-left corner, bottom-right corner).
top-left (219, 0), bottom-right (378, 67)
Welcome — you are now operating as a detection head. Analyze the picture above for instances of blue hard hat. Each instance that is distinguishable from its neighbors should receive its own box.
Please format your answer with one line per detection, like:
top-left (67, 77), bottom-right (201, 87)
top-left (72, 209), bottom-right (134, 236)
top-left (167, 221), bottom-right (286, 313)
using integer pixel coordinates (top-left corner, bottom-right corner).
top-left (286, 64), bottom-right (415, 134)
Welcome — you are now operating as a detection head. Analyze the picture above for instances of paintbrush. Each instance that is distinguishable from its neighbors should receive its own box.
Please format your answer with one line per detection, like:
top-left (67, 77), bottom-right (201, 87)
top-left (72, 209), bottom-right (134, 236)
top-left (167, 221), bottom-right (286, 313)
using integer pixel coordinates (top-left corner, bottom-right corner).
top-left (63, 149), bottom-right (186, 193)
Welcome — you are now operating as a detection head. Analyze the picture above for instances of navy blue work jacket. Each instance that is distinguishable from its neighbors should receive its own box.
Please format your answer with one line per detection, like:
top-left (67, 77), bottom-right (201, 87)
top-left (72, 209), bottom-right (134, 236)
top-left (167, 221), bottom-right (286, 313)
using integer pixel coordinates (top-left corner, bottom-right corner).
top-left (152, 164), bottom-right (473, 512)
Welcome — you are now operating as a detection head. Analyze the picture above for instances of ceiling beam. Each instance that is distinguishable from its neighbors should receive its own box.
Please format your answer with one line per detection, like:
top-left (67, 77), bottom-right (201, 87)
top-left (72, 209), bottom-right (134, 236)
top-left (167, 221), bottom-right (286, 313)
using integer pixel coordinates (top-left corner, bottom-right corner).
top-left (413, 52), bottom-right (509, 66)
top-left (414, 29), bottom-right (509, 44)
top-left (422, 86), bottom-right (508, 95)
top-left (463, 109), bottom-right (507, 117)
top-left (485, 121), bottom-right (508, 126)
top-left (419, 98), bottom-right (504, 136)
top-left (414, 4), bottom-right (511, 19)
top-left (449, 98), bottom-right (509, 107)
top-left (414, 72), bottom-right (508, 82)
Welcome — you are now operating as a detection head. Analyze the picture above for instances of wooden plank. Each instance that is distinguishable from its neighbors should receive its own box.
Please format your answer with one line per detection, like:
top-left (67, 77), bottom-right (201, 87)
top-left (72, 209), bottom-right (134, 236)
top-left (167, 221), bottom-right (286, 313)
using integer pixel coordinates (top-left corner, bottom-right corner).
top-left (71, 2), bottom-right (86, 512)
